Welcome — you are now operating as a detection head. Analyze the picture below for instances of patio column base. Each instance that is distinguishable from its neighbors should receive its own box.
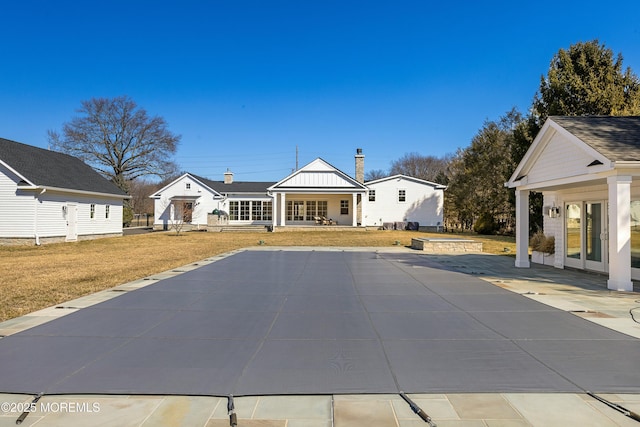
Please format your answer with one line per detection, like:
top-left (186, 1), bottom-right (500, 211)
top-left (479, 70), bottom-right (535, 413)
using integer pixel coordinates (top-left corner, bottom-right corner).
top-left (607, 279), bottom-right (633, 292)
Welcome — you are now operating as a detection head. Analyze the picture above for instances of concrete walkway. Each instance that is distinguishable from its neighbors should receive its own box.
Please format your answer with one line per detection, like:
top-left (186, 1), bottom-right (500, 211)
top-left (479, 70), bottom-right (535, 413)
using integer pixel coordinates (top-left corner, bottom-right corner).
top-left (1, 248), bottom-right (639, 426)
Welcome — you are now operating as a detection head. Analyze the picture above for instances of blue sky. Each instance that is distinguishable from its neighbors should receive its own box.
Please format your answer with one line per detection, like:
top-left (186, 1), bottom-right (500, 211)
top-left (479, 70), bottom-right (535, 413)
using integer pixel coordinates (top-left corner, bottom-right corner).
top-left (2, 1), bottom-right (640, 182)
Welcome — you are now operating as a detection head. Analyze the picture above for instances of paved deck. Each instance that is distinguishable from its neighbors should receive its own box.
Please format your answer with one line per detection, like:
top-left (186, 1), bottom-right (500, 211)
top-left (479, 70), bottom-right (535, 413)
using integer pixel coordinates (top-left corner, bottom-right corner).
top-left (1, 247), bottom-right (639, 426)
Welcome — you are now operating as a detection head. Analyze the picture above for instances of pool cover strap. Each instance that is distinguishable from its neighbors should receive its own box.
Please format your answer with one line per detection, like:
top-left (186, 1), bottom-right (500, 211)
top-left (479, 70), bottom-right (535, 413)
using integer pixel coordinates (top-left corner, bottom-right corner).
top-left (587, 392), bottom-right (640, 422)
top-left (400, 392), bottom-right (437, 426)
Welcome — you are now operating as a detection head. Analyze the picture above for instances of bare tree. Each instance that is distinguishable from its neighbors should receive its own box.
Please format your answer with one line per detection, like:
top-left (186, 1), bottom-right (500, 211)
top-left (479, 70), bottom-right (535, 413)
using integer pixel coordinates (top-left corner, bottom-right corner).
top-left (48, 96), bottom-right (180, 194)
top-left (365, 169), bottom-right (388, 181)
top-left (390, 152), bottom-right (451, 184)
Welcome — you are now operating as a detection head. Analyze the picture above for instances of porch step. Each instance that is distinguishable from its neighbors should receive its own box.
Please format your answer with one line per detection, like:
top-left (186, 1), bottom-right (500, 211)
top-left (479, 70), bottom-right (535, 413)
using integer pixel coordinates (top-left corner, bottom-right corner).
top-left (219, 226), bottom-right (269, 233)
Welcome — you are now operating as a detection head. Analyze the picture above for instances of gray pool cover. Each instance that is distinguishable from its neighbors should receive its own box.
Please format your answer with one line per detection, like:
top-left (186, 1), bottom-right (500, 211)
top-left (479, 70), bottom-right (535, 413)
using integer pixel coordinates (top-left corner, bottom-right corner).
top-left (1, 250), bottom-right (639, 396)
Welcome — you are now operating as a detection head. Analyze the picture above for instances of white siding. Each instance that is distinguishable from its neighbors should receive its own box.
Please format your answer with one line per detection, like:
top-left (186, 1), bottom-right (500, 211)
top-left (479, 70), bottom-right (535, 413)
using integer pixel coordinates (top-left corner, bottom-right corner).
top-left (527, 133), bottom-right (596, 185)
top-left (153, 175), bottom-right (219, 228)
top-left (0, 165), bottom-right (124, 240)
top-left (0, 166), bottom-right (36, 237)
top-left (64, 194), bottom-right (123, 237)
top-left (364, 178), bottom-right (443, 227)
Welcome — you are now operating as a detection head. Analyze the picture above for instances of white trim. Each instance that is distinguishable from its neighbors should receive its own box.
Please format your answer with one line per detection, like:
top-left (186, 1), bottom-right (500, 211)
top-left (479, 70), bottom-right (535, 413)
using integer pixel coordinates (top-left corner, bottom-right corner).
top-left (365, 174), bottom-right (446, 189)
top-left (0, 159), bottom-right (35, 186)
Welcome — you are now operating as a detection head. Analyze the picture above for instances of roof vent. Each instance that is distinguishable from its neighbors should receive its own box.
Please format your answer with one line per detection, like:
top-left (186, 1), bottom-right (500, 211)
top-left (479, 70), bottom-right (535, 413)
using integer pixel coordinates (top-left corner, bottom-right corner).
top-left (587, 160), bottom-right (603, 167)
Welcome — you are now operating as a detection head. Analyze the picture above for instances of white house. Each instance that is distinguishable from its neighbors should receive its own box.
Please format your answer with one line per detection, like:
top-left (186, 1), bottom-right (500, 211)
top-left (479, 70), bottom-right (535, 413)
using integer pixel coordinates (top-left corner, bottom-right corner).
top-left (507, 116), bottom-right (640, 292)
top-left (151, 149), bottom-right (446, 231)
top-left (364, 175), bottom-right (445, 229)
top-left (150, 172), bottom-right (275, 230)
top-left (0, 138), bottom-right (128, 245)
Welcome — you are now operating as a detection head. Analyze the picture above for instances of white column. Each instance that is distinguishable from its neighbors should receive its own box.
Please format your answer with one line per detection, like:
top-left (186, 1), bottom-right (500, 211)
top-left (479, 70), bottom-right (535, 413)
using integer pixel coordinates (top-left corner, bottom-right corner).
top-left (280, 193), bottom-right (286, 227)
top-left (361, 191), bottom-right (367, 227)
top-left (515, 189), bottom-right (530, 268)
top-left (272, 193), bottom-right (278, 229)
top-left (352, 193), bottom-right (357, 227)
top-left (607, 176), bottom-right (633, 291)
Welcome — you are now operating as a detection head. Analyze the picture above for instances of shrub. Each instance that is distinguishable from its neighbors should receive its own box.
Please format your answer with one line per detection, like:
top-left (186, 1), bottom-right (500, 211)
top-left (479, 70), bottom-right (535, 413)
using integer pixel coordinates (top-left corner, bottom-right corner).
top-left (123, 206), bottom-right (134, 227)
top-left (473, 214), bottom-right (498, 235)
top-left (530, 231), bottom-right (555, 254)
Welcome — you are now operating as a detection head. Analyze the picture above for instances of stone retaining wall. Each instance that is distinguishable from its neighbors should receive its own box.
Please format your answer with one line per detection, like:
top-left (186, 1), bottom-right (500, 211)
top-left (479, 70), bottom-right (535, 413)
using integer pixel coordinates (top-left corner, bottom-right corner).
top-left (411, 238), bottom-right (482, 252)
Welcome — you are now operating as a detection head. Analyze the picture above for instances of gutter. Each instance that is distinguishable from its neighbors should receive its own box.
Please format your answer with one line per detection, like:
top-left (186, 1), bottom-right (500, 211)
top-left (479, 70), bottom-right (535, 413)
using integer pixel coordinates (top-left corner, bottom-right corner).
top-left (18, 185), bottom-right (131, 199)
top-left (34, 188), bottom-right (46, 246)
top-left (611, 161), bottom-right (640, 168)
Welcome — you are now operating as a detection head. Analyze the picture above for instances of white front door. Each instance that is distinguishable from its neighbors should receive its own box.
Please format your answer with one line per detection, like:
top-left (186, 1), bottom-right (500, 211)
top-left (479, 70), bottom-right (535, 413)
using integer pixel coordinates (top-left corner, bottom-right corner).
top-left (66, 203), bottom-right (78, 241)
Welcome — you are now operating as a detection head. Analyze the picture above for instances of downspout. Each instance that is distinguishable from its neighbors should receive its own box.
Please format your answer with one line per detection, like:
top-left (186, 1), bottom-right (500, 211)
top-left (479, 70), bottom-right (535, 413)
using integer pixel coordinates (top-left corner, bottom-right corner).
top-left (34, 188), bottom-right (46, 245)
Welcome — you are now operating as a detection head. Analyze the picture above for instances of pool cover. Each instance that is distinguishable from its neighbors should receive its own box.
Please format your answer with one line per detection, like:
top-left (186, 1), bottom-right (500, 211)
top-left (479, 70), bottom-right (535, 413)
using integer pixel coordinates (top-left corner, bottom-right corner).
top-left (1, 250), bottom-right (639, 396)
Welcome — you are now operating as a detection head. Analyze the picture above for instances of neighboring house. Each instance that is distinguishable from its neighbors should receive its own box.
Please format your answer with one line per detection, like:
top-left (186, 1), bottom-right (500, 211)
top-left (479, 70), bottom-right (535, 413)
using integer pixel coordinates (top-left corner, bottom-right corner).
top-left (0, 138), bottom-right (129, 245)
top-left (507, 116), bottom-right (640, 292)
top-left (151, 149), bottom-right (446, 231)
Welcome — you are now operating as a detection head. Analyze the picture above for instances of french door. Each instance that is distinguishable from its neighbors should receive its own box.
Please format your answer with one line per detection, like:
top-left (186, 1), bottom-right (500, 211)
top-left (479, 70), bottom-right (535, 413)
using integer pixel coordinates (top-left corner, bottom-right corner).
top-left (565, 201), bottom-right (607, 272)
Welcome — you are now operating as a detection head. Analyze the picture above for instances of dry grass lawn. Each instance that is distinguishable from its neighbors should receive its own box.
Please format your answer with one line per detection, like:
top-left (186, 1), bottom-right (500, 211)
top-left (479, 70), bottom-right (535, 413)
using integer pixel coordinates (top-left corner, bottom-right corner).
top-left (0, 230), bottom-right (515, 322)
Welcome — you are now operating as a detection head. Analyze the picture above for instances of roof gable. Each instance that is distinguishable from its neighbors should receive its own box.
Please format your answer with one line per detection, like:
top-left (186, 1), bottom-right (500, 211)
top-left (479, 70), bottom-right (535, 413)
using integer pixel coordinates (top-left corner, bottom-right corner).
top-left (0, 138), bottom-right (127, 196)
top-left (269, 158), bottom-right (366, 191)
top-left (507, 118), bottom-right (613, 187)
top-left (150, 173), bottom-right (275, 198)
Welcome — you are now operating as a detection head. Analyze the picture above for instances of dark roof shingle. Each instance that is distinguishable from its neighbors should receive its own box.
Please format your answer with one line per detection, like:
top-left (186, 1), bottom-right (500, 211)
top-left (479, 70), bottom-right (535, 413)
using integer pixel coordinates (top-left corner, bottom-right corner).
top-left (190, 174), bottom-right (275, 194)
top-left (551, 116), bottom-right (640, 161)
top-left (0, 138), bottom-right (127, 196)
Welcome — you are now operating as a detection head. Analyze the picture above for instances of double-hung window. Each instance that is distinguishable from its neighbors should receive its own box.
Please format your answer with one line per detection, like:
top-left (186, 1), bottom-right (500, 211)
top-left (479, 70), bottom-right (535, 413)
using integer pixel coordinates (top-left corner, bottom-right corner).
top-left (340, 200), bottom-right (349, 215)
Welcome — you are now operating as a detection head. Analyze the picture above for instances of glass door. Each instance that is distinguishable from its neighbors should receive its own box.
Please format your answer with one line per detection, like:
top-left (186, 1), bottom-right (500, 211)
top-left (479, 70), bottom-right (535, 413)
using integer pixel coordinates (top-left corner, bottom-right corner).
top-left (585, 202), bottom-right (606, 272)
top-left (565, 201), bottom-right (608, 272)
top-left (565, 203), bottom-right (582, 268)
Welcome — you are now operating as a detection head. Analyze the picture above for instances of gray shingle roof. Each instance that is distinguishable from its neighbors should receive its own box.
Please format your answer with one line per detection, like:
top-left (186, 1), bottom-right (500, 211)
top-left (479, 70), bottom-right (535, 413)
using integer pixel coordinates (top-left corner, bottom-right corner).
top-left (190, 173), bottom-right (275, 194)
top-left (0, 138), bottom-right (127, 196)
top-left (551, 116), bottom-right (640, 161)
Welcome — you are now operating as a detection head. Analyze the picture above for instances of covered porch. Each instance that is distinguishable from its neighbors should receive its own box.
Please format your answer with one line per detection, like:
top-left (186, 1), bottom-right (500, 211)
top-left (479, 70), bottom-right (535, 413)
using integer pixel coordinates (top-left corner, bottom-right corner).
top-left (269, 192), bottom-right (366, 228)
top-left (508, 116), bottom-right (640, 292)
top-left (513, 175), bottom-right (640, 292)
top-left (268, 157), bottom-right (368, 229)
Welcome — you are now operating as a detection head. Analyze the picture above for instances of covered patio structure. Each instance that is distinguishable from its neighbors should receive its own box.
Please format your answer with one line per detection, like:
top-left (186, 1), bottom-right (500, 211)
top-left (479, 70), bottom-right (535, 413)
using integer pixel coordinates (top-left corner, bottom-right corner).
top-left (269, 158), bottom-right (367, 229)
top-left (507, 116), bottom-right (640, 292)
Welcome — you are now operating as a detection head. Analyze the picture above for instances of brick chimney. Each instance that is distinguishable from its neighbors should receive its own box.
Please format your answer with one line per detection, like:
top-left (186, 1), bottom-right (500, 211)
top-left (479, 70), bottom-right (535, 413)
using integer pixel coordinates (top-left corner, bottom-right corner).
top-left (224, 169), bottom-right (233, 184)
top-left (355, 148), bottom-right (364, 184)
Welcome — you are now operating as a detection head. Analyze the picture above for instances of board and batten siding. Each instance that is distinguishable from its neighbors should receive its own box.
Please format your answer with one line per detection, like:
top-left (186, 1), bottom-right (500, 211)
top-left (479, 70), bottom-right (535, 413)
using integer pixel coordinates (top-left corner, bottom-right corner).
top-left (283, 171), bottom-right (355, 188)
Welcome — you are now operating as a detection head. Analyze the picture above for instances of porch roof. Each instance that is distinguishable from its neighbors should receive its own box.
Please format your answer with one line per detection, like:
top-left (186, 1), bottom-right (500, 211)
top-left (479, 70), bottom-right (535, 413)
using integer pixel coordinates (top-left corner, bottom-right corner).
top-left (507, 116), bottom-right (640, 192)
top-left (269, 158), bottom-right (366, 193)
